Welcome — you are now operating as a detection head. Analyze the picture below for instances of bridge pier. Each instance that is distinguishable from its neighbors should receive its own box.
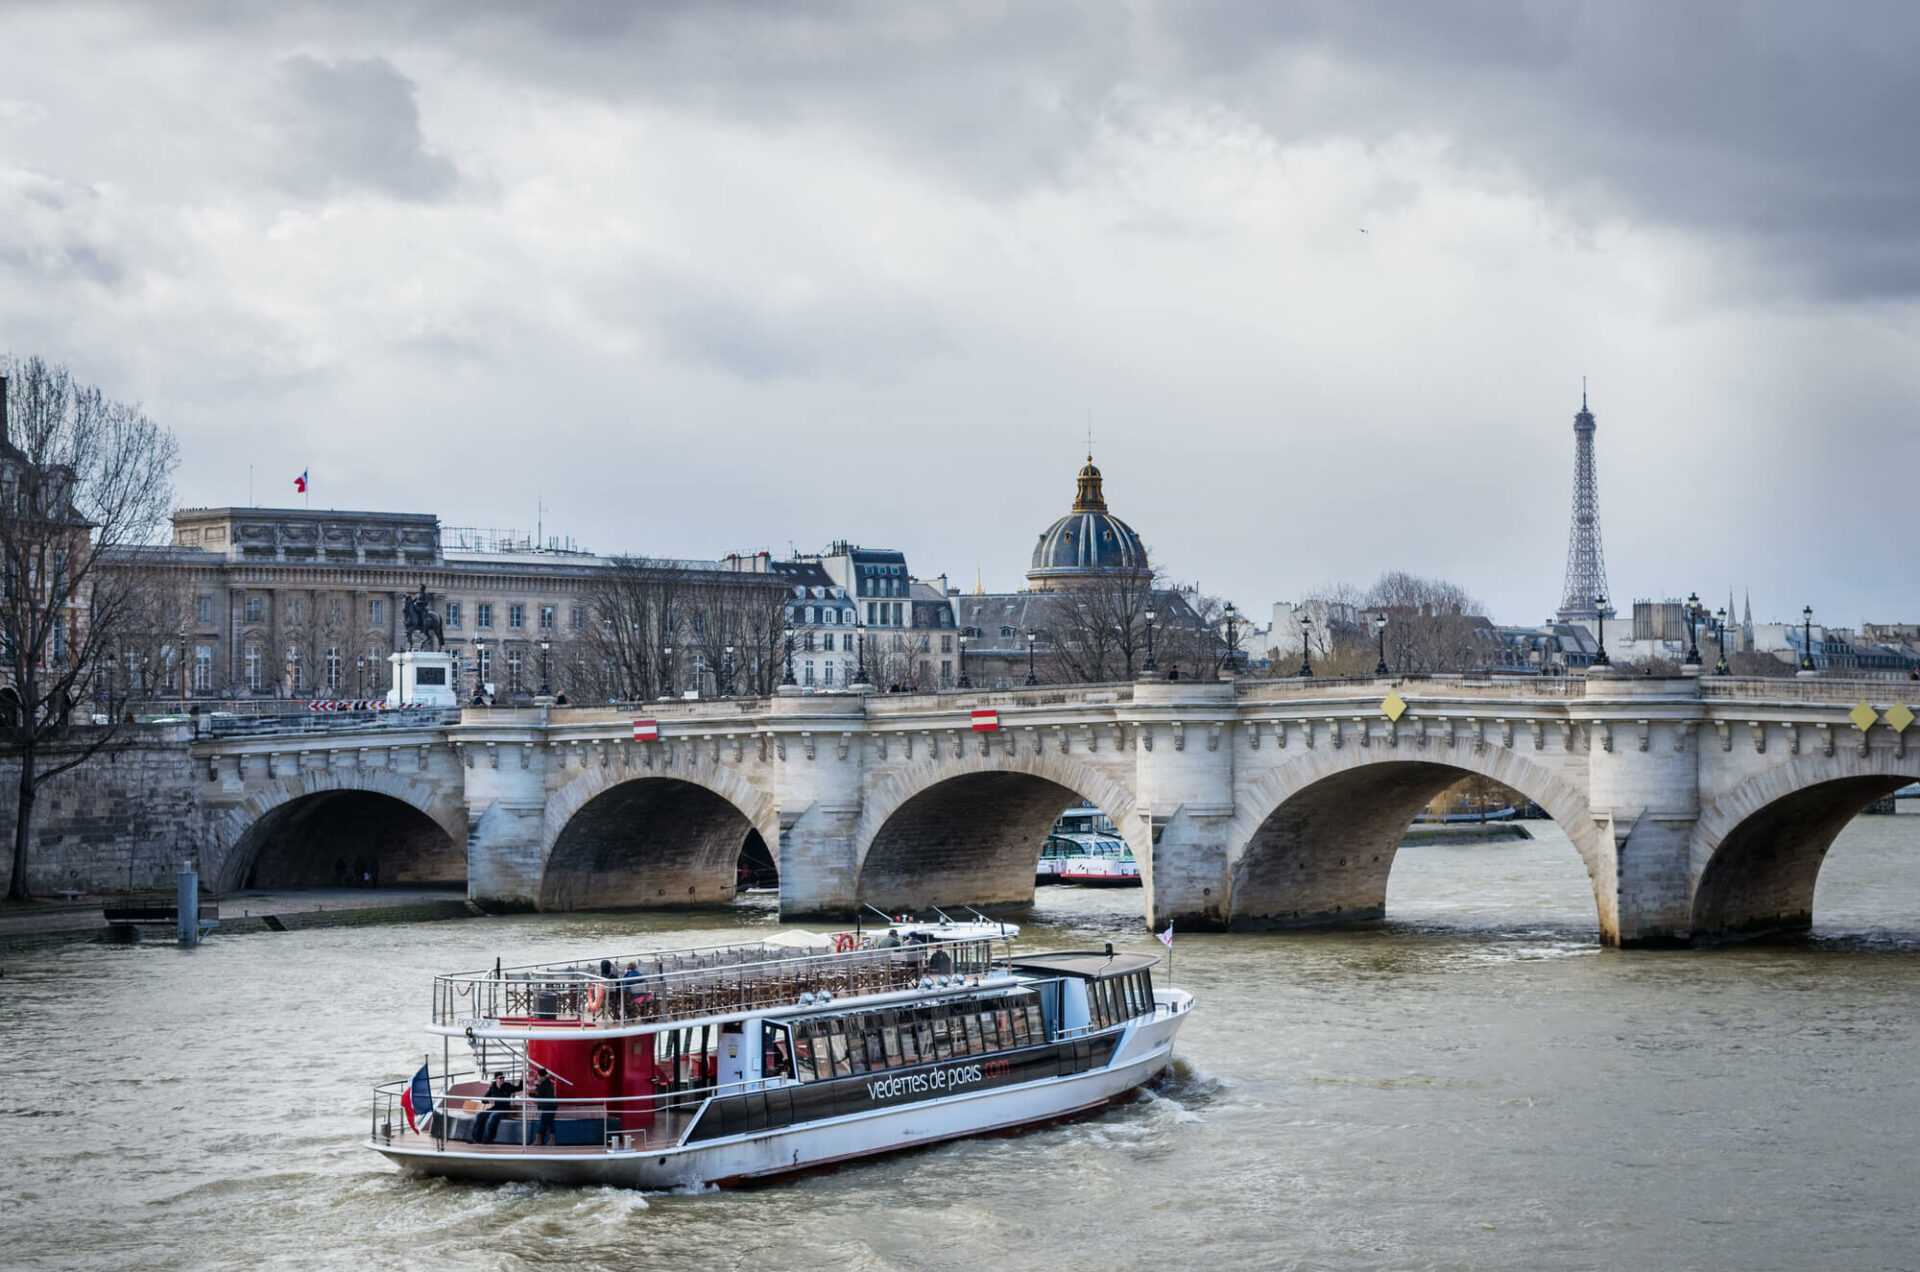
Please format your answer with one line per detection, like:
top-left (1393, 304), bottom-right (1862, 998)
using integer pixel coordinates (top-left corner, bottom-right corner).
top-left (1137, 680), bottom-right (1236, 932)
top-left (459, 729), bottom-right (551, 912)
top-left (771, 691), bottom-right (867, 920)
top-left (1581, 674), bottom-right (1701, 947)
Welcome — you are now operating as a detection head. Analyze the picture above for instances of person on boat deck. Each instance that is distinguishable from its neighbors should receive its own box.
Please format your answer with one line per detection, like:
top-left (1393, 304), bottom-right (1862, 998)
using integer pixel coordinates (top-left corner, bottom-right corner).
top-left (529, 1065), bottom-right (559, 1146)
top-left (471, 1072), bottom-right (522, 1144)
top-left (621, 961), bottom-right (643, 1019)
top-left (880, 929), bottom-right (902, 948)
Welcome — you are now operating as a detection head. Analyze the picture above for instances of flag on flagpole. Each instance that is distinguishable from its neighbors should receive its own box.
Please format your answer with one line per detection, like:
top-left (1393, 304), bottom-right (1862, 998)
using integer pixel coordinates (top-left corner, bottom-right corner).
top-left (398, 1062), bottom-right (433, 1132)
top-left (1156, 921), bottom-right (1173, 948)
top-left (293, 469), bottom-right (309, 494)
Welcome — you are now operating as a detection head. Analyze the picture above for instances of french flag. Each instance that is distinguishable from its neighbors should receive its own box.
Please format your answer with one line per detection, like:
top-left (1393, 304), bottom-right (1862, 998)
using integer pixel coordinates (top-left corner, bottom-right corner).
top-left (293, 469), bottom-right (309, 494)
top-left (399, 1062), bottom-right (433, 1133)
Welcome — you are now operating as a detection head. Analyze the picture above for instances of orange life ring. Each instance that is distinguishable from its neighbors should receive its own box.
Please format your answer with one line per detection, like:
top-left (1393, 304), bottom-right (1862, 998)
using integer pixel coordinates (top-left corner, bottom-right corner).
top-left (591, 1042), bottom-right (617, 1078)
top-left (832, 932), bottom-right (856, 953)
top-left (585, 983), bottom-right (606, 1015)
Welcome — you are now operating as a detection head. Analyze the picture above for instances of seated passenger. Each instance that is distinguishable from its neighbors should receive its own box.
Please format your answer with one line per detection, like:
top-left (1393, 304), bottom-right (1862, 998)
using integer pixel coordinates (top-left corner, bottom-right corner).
top-left (471, 1071), bottom-right (522, 1144)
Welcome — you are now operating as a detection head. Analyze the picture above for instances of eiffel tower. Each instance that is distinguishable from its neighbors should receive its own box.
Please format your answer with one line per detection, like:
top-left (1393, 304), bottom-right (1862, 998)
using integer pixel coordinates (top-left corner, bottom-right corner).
top-left (1556, 382), bottom-right (1612, 623)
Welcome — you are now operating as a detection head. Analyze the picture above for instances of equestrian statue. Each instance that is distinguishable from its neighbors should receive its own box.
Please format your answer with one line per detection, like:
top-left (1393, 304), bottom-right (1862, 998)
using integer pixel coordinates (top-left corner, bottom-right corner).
top-left (402, 585), bottom-right (445, 651)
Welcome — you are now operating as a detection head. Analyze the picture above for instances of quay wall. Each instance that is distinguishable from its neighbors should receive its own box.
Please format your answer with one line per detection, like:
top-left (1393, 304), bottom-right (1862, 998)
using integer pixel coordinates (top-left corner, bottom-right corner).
top-left (0, 726), bottom-right (214, 895)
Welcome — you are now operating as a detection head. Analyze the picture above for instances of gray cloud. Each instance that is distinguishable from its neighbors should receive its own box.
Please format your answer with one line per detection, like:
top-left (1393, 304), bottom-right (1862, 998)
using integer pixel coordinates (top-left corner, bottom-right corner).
top-left (271, 54), bottom-right (460, 202)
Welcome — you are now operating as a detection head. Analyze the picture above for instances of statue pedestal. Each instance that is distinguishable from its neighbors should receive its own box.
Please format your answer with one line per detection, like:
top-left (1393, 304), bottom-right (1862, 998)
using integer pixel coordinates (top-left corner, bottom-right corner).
top-left (388, 650), bottom-right (458, 708)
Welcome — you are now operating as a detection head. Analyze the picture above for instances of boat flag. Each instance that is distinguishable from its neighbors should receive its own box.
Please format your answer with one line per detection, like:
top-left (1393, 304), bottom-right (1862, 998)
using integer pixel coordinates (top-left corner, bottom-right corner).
top-left (1157, 921), bottom-right (1173, 948)
top-left (399, 1062), bottom-right (433, 1133)
top-left (293, 469), bottom-right (308, 494)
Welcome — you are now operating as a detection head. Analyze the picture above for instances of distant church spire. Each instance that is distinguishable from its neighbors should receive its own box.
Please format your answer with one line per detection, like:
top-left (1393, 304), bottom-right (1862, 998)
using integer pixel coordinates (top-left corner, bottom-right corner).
top-left (1072, 452), bottom-right (1108, 513)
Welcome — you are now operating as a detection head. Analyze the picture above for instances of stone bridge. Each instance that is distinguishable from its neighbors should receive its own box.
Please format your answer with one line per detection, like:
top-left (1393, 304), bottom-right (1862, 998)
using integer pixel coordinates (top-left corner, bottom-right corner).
top-left (175, 673), bottom-right (1920, 947)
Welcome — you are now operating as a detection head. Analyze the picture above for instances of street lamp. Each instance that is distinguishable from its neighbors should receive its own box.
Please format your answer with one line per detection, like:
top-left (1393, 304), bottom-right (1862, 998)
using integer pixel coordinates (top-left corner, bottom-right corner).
top-left (539, 637), bottom-right (551, 696)
top-left (957, 634), bottom-right (971, 689)
top-left (1373, 612), bottom-right (1389, 677)
top-left (781, 627), bottom-right (797, 686)
top-left (1592, 594), bottom-right (1611, 667)
top-left (472, 636), bottom-right (488, 704)
top-left (1800, 605), bottom-right (1816, 672)
top-left (1713, 606), bottom-right (1730, 675)
top-left (1143, 607), bottom-right (1158, 674)
top-left (723, 643), bottom-right (736, 696)
top-left (1296, 616), bottom-right (1314, 678)
top-left (661, 644), bottom-right (673, 698)
top-left (356, 655), bottom-right (365, 698)
top-left (1024, 630), bottom-right (1039, 686)
top-left (1683, 592), bottom-right (1703, 668)
top-left (1221, 602), bottom-right (1241, 676)
top-left (851, 619), bottom-right (870, 686)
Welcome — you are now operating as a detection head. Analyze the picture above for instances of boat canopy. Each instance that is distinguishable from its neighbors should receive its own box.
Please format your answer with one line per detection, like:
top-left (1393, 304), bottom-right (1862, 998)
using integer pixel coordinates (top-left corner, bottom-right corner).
top-left (1005, 952), bottom-right (1159, 980)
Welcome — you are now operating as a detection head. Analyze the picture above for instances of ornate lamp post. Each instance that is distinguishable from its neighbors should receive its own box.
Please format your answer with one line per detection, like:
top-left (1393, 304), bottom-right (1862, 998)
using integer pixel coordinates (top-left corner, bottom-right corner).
top-left (1024, 630), bottom-right (1039, 686)
top-left (1800, 605), bottom-right (1816, 672)
top-left (1221, 602), bottom-right (1241, 676)
top-left (356, 655), bottom-right (365, 698)
top-left (472, 636), bottom-right (488, 704)
top-left (957, 634), bottom-right (971, 689)
top-left (1373, 612), bottom-right (1389, 676)
top-left (1143, 607), bottom-right (1158, 674)
top-left (1592, 594), bottom-right (1611, 667)
top-left (1296, 616), bottom-right (1314, 678)
top-left (1683, 592), bottom-right (1703, 668)
top-left (1713, 606), bottom-right (1731, 675)
top-left (539, 637), bottom-right (551, 696)
top-left (723, 643), bottom-right (736, 696)
top-left (781, 626), bottom-right (797, 687)
top-left (852, 619), bottom-right (870, 686)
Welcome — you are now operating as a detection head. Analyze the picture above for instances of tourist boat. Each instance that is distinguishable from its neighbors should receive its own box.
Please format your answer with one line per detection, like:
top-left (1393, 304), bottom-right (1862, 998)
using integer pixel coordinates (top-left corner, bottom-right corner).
top-left (1055, 834), bottom-right (1142, 887)
top-left (367, 923), bottom-right (1191, 1189)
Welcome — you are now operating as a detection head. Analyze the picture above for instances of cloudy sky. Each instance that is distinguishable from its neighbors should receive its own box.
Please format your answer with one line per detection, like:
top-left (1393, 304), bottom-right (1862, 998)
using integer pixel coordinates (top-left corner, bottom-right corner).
top-left (5, 2), bottom-right (1917, 629)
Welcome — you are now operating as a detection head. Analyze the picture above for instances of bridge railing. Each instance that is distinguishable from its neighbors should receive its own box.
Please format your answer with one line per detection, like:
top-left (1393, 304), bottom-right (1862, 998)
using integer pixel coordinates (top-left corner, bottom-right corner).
top-left (204, 708), bottom-right (462, 738)
top-left (1236, 674), bottom-right (1586, 702)
top-left (1697, 676), bottom-right (1920, 704)
top-left (865, 682), bottom-right (1136, 715)
top-left (464, 698), bottom-right (774, 725)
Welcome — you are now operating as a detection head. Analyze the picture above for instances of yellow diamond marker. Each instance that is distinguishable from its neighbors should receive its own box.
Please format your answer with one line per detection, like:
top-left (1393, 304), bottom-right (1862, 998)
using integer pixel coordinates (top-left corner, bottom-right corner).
top-left (1848, 701), bottom-right (1879, 732)
top-left (1382, 690), bottom-right (1407, 722)
top-left (1886, 703), bottom-right (1915, 734)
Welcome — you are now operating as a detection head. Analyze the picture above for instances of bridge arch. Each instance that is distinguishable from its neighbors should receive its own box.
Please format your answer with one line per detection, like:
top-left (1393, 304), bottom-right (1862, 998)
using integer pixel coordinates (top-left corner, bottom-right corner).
top-left (539, 761), bottom-right (779, 911)
top-left (853, 750), bottom-right (1147, 916)
top-left (1689, 748), bottom-right (1920, 943)
top-left (213, 771), bottom-right (467, 892)
top-left (1228, 744), bottom-right (1607, 933)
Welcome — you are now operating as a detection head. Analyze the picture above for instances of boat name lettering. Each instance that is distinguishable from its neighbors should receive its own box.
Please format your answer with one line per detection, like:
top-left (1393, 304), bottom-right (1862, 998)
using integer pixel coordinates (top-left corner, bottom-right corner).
top-left (865, 1063), bottom-right (984, 1102)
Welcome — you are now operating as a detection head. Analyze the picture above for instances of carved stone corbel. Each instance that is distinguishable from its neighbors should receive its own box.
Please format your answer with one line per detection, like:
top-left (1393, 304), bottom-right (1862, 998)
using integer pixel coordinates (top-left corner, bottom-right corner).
top-left (1169, 722), bottom-right (1184, 752)
top-left (774, 735), bottom-right (787, 762)
top-left (1749, 721), bottom-right (1766, 754)
top-left (1716, 721), bottom-right (1731, 752)
top-left (836, 733), bottom-right (851, 762)
top-left (1278, 719), bottom-right (1290, 749)
top-left (1248, 720), bottom-right (1261, 750)
top-left (1858, 722), bottom-right (1872, 757)
top-left (1329, 718), bottom-right (1344, 750)
top-left (802, 732), bottom-right (816, 762)
top-left (1443, 718), bottom-right (1457, 748)
top-left (1207, 722), bottom-right (1222, 752)
top-left (1636, 720), bottom-right (1650, 753)
top-left (1302, 719), bottom-right (1315, 749)
top-left (1354, 716), bottom-right (1369, 748)
top-left (522, 744), bottom-right (533, 769)
top-left (1141, 724), bottom-right (1154, 753)
top-left (1529, 720), bottom-right (1544, 751)
top-left (1472, 719), bottom-right (1487, 754)
top-left (1385, 718), bottom-right (1398, 748)
top-left (1559, 719), bottom-right (1574, 752)
top-left (977, 731), bottom-right (990, 758)
top-left (1674, 721), bottom-right (1697, 754)
top-left (731, 734), bottom-right (744, 763)
top-left (1110, 722), bottom-right (1124, 752)
top-left (266, 752), bottom-right (278, 779)
top-left (1416, 717), bottom-right (1429, 749)
top-left (487, 743), bottom-right (498, 769)
top-left (1054, 726), bottom-right (1069, 754)
top-left (206, 755), bottom-right (219, 782)
top-left (1081, 723), bottom-right (1097, 753)
top-left (1499, 719), bottom-right (1514, 749)
top-left (1817, 722), bottom-right (1833, 757)
top-left (1787, 723), bottom-right (1801, 755)
top-left (1021, 726), bottom-right (1036, 756)
top-left (875, 733), bottom-right (888, 761)
top-left (1598, 723), bottom-right (1613, 753)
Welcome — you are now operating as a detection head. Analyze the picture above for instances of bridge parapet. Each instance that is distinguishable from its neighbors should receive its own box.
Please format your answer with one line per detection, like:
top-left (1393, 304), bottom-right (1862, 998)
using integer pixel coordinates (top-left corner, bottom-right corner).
top-left (1697, 676), bottom-right (1920, 705)
top-left (1238, 675), bottom-right (1586, 702)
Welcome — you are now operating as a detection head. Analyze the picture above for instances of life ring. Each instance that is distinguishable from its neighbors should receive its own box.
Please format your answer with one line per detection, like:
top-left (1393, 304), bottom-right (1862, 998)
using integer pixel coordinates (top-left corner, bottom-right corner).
top-left (832, 932), bottom-right (856, 953)
top-left (585, 983), bottom-right (606, 1016)
top-left (591, 1042), bottom-right (617, 1078)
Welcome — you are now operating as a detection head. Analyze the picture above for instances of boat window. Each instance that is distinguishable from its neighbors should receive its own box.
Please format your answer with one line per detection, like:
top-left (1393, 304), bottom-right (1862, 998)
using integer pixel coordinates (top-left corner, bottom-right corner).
top-left (846, 1017), bottom-right (871, 1074)
top-left (932, 1013), bottom-right (953, 1059)
top-left (898, 1014), bottom-right (920, 1065)
top-left (864, 1022), bottom-right (886, 1070)
top-left (828, 1023), bottom-right (853, 1077)
top-left (1026, 1000), bottom-right (1046, 1040)
top-left (882, 1019), bottom-right (904, 1068)
top-left (915, 1013), bottom-right (937, 1061)
top-left (793, 1026), bottom-right (817, 1082)
top-left (963, 1013), bottom-right (984, 1053)
top-left (996, 1007), bottom-right (1016, 1045)
top-left (1008, 1002), bottom-right (1029, 1045)
top-left (975, 1009), bottom-right (997, 1051)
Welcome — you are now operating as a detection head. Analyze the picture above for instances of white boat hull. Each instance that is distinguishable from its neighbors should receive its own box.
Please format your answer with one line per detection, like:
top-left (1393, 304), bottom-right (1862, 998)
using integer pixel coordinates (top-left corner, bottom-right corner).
top-left (373, 992), bottom-right (1190, 1189)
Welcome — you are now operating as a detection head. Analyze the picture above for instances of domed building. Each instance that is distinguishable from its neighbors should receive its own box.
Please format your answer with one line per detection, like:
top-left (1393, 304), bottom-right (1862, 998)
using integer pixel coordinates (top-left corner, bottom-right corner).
top-left (1026, 456), bottom-right (1149, 591)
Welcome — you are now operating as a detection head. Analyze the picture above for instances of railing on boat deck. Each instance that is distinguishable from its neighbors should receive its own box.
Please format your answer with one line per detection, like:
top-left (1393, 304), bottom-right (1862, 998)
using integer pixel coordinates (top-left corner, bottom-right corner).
top-left (433, 937), bottom-right (1004, 1031)
top-left (370, 1067), bottom-right (761, 1155)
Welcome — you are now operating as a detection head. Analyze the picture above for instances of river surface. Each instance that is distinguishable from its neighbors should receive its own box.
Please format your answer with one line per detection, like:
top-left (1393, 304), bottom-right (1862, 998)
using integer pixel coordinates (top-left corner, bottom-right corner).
top-left (7, 811), bottom-right (1920, 1272)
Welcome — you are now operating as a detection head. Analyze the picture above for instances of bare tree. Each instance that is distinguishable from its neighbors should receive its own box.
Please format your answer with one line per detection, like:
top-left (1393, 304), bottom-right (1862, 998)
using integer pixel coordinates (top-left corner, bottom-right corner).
top-left (2, 358), bottom-right (178, 901)
top-left (1364, 571), bottom-right (1487, 673)
top-left (1042, 567), bottom-right (1160, 683)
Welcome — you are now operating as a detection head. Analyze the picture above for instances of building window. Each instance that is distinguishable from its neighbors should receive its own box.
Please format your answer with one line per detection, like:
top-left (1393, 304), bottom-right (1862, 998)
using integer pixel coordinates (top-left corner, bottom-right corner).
top-left (445, 601), bottom-right (462, 629)
top-left (941, 659), bottom-right (953, 686)
top-left (539, 604), bottom-right (555, 630)
top-left (325, 645), bottom-right (341, 691)
top-left (822, 662), bottom-right (834, 686)
top-left (509, 604), bottom-right (525, 629)
top-left (196, 595), bottom-right (213, 626)
top-left (288, 649), bottom-right (303, 693)
top-left (941, 634), bottom-right (953, 653)
top-left (369, 599), bottom-right (385, 627)
top-left (244, 595), bottom-right (265, 624)
top-left (192, 645), bottom-right (212, 692)
top-left (803, 632), bottom-right (815, 652)
top-left (507, 650), bottom-right (524, 692)
top-left (1000, 625), bottom-right (1015, 638)
top-left (843, 634), bottom-right (854, 652)
top-left (805, 606), bottom-right (816, 624)
top-left (244, 644), bottom-right (262, 692)
top-left (570, 606), bottom-right (585, 631)
top-left (803, 661), bottom-right (815, 686)
top-left (287, 598), bottom-right (304, 625)
top-left (476, 603), bottom-right (494, 629)
top-left (477, 647), bottom-right (493, 684)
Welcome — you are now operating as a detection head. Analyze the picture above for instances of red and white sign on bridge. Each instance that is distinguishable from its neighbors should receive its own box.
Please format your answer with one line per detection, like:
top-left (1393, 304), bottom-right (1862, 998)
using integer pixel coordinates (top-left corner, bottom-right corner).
top-left (632, 718), bottom-right (660, 742)
top-left (970, 708), bottom-right (1000, 733)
